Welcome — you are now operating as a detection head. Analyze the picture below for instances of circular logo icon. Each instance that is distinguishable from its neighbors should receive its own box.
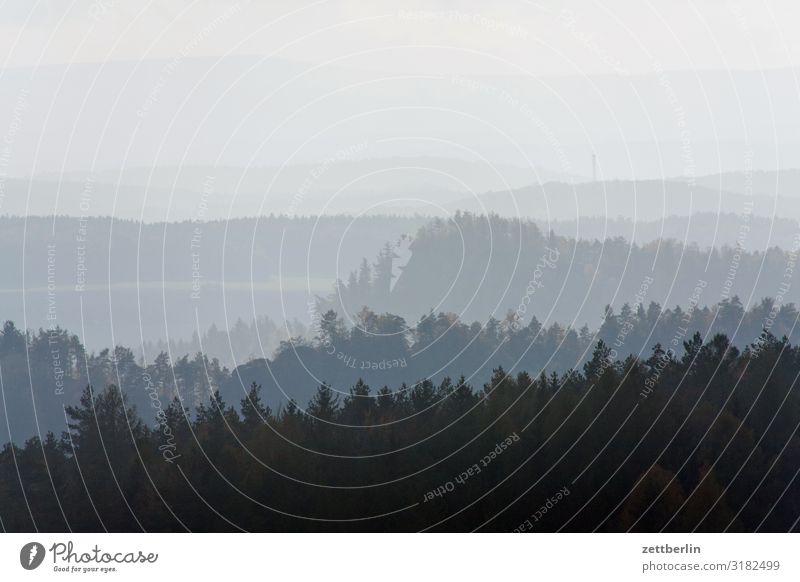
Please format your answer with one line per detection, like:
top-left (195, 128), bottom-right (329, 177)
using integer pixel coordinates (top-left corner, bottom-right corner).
top-left (20, 542), bottom-right (46, 570)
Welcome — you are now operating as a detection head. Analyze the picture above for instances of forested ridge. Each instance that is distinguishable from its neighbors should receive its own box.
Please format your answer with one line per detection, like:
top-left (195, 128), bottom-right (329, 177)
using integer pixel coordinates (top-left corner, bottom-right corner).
top-left (1, 310), bottom-right (799, 531)
top-left (323, 212), bottom-right (800, 326)
top-left (3, 294), bottom-right (800, 438)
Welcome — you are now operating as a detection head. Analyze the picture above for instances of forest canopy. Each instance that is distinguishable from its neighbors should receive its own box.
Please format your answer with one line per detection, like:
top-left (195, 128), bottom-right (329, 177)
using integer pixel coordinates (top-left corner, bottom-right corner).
top-left (1, 302), bottom-right (798, 532)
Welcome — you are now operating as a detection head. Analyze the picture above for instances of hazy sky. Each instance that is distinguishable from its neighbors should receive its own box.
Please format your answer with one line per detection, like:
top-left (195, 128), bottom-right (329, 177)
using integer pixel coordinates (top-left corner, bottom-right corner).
top-left (2, 0), bottom-right (799, 185)
top-left (2, 0), bottom-right (799, 75)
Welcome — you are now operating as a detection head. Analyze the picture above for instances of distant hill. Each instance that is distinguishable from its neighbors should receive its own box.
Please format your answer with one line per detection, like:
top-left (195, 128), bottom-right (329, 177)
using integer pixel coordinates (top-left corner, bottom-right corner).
top-left (444, 179), bottom-right (800, 220)
top-left (18, 157), bottom-right (571, 221)
top-left (3, 57), bottom-right (800, 179)
top-left (540, 212), bottom-right (800, 250)
top-left (324, 212), bottom-right (800, 327)
top-left (0, 215), bottom-right (426, 350)
top-left (694, 169), bottom-right (800, 198)
top-left (3, 212), bottom-right (800, 360)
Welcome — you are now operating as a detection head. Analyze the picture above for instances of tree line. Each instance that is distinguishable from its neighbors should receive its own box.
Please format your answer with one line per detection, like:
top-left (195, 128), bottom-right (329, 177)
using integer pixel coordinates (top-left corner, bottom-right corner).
top-left (322, 211), bottom-right (800, 329)
top-left (1, 320), bottom-right (799, 531)
top-left (2, 292), bottom-right (798, 439)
